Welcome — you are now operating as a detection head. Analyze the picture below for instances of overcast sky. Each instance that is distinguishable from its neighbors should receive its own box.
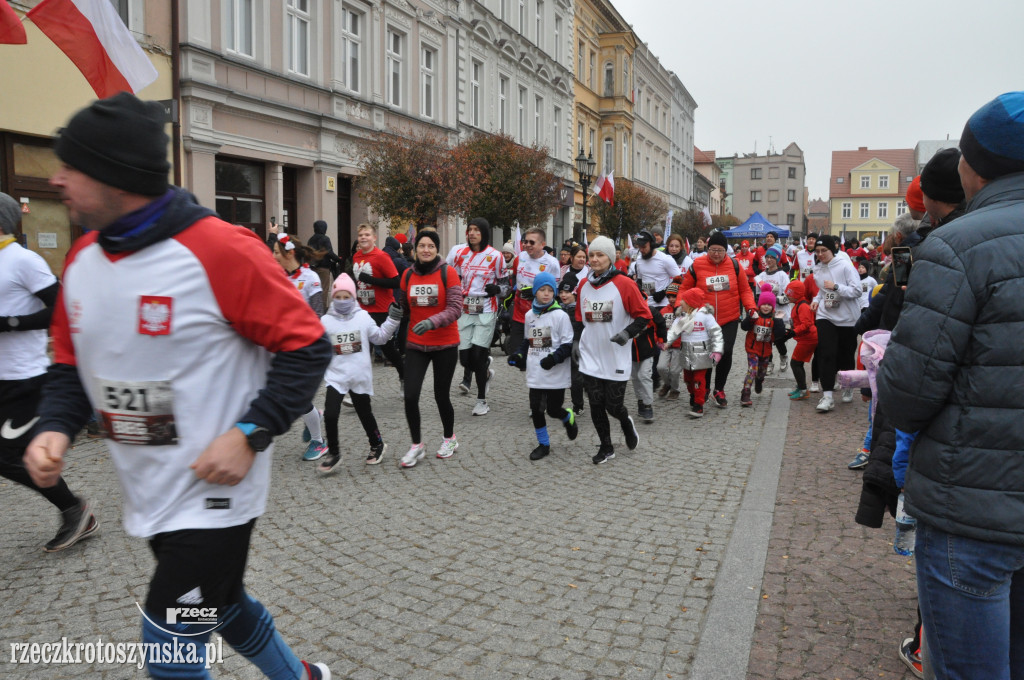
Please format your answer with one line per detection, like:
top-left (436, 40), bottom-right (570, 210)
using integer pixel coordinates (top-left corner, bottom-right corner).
top-left (624, 0), bottom-right (1024, 203)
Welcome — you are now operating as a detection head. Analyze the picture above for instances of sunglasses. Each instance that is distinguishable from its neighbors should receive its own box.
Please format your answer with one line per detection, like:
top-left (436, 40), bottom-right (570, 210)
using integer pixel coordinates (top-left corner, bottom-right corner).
top-left (523, 239), bottom-right (537, 246)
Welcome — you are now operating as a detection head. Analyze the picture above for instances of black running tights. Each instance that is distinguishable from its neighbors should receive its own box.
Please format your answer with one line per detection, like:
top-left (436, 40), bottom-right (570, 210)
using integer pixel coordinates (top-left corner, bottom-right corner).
top-left (324, 386), bottom-right (381, 456)
top-left (404, 346), bottom-right (458, 442)
top-left (582, 374), bottom-right (630, 446)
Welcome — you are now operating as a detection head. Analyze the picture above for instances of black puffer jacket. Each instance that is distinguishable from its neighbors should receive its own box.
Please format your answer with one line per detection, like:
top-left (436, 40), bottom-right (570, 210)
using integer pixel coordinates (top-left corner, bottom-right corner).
top-left (878, 172), bottom-right (1024, 545)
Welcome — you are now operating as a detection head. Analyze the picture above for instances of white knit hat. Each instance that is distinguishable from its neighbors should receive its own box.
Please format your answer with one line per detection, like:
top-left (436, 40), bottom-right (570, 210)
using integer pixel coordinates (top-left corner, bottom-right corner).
top-left (588, 236), bottom-right (616, 264)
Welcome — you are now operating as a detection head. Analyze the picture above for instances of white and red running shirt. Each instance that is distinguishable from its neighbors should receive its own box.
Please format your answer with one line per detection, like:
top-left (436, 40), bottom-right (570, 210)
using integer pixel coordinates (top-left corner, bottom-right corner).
top-left (512, 251), bottom-right (560, 322)
top-left (450, 244), bottom-right (504, 314)
top-left (287, 264), bottom-right (323, 310)
top-left (0, 239), bottom-right (56, 380)
top-left (794, 248), bottom-right (816, 281)
top-left (575, 274), bottom-right (652, 381)
top-left (631, 250), bottom-right (682, 309)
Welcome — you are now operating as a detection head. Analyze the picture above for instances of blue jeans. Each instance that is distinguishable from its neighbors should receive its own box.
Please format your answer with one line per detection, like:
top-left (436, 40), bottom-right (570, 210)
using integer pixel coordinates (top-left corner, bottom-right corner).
top-left (916, 521), bottom-right (1024, 680)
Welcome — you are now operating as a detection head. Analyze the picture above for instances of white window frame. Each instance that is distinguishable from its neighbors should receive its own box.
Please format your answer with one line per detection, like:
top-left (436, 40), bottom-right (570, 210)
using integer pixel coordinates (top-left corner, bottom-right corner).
top-left (226, 0), bottom-right (255, 58)
top-left (518, 86), bottom-right (527, 142)
top-left (842, 202), bottom-right (852, 219)
top-left (897, 200), bottom-right (908, 216)
top-left (577, 39), bottom-right (584, 77)
top-left (421, 44), bottom-right (436, 119)
top-left (860, 175), bottom-right (870, 189)
top-left (340, 6), bottom-right (362, 94)
top-left (535, 0), bottom-right (543, 47)
top-left (518, 0), bottom-right (526, 33)
top-left (878, 202), bottom-right (888, 219)
top-left (879, 174), bottom-right (890, 189)
top-left (787, 189), bottom-right (796, 201)
top-left (286, 0), bottom-right (310, 77)
top-left (577, 121), bottom-right (583, 152)
top-left (386, 28), bottom-right (405, 108)
top-left (552, 106), bottom-right (561, 154)
top-left (534, 95), bottom-right (543, 145)
top-left (604, 137), bottom-right (613, 174)
top-left (471, 60), bottom-right (483, 127)
top-left (859, 202), bottom-right (870, 219)
top-left (603, 62), bottom-right (613, 96)
top-left (554, 16), bottom-right (561, 61)
top-left (500, 76), bottom-right (510, 134)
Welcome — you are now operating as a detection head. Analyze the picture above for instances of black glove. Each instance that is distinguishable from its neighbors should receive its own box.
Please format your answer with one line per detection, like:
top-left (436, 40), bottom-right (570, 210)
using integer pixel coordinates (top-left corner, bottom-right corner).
top-left (412, 319), bottom-right (435, 335)
top-left (357, 272), bottom-right (373, 284)
top-left (508, 354), bottom-right (527, 371)
top-left (484, 283), bottom-right (502, 297)
top-left (652, 290), bottom-right (667, 303)
top-left (386, 302), bottom-right (404, 321)
top-left (519, 287), bottom-right (534, 301)
top-left (539, 355), bottom-right (557, 370)
top-left (572, 342), bottom-right (580, 363)
top-left (610, 330), bottom-right (631, 346)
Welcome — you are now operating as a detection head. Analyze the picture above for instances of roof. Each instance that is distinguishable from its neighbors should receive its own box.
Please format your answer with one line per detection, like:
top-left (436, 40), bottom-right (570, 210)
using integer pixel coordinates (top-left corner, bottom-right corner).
top-left (694, 146), bottom-right (716, 164)
top-left (829, 147), bottom-right (915, 199)
top-left (808, 199), bottom-right (829, 215)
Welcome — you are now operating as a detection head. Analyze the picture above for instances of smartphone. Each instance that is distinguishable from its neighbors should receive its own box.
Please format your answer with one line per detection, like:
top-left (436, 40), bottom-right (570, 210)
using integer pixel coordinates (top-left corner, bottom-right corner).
top-left (892, 247), bottom-right (912, 288)
top-left (270, 216), bottom-right (277, 226)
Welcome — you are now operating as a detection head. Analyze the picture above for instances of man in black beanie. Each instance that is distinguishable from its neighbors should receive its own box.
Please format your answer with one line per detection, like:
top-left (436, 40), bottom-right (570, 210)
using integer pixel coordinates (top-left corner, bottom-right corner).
top-left (29, 92), bottom-right (333, 679)
top-left (919, 147), bottom-right (966, 230)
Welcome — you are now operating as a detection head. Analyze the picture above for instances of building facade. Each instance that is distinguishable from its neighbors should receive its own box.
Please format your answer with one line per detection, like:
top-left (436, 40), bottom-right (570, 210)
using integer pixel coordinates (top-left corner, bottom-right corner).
top-left (716, 155), bottom-right (733, 216)
top-left (729, 142), bottom-right (807, 231)
top-left (668, 72), bottom-right (696, 221)
top-left (828, 146), bottom-right (915, 241)
top-left (630, 41), bottom-right (673, 209)
top-left (693, 146), bottom-right (720, 216)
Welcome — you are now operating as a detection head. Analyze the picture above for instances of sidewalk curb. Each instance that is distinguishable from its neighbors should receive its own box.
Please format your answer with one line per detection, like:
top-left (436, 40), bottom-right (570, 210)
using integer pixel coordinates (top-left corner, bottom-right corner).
top-left (689, 387), bottom-right (790, 680)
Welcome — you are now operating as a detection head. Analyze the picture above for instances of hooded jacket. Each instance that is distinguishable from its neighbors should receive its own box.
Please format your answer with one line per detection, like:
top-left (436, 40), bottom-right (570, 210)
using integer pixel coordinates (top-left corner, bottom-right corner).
top-left (680, 256), bottom-right (756, 325)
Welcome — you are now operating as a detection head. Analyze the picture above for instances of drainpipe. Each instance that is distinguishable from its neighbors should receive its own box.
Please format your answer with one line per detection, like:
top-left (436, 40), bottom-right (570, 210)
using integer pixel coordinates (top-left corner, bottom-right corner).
top-left (171, 0), bottom-right (182, 187)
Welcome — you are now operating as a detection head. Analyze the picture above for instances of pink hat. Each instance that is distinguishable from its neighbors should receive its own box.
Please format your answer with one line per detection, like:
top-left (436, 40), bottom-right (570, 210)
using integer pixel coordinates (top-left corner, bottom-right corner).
top-left (332, 273), bottom-right (357, 298)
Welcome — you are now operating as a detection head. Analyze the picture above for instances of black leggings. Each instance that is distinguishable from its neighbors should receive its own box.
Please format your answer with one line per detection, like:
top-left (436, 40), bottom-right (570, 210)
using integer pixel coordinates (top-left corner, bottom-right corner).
top-left (370, 311), bottom-right (405, 380)
top-left (582, 374), bottom-right (631, 446)
top-left (704, 319), bottom-right (740, 394)
top-left (814, 320), bottom-right (858, 391)
top-left (460, 345), bottom-right (491, 399)
top-left (791, 361), bottom-right (807, 390)
top-left (570, 357), bottom-right (585, 410)
top-left (324, 386), bottom-right (381, 456)
top-left (404, 346), bottom-right (458, 442)
top-left (529, 388), bottom-right (567, 429)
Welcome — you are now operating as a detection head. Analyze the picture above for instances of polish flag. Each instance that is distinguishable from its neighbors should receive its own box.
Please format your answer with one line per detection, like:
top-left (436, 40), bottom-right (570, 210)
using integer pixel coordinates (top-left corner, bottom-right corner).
top-left (593, 171), bottom-right (614, 206)
top-left (28, 0), bottom-right (158, 98)
top-left (0, 1), bottom-right (27, 44)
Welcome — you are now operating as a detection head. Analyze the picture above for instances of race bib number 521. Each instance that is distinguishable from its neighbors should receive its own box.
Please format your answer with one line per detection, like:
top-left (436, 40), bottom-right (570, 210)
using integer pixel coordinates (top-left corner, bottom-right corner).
top-left (97, 379), bottom-right (177, 446)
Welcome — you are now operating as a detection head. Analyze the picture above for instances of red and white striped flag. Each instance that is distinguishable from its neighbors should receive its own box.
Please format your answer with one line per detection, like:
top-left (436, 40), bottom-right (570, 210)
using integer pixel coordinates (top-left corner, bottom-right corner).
top-left (593, 171), bottom-right (615, 206)
top-left (28, 0), bottom-right (158, 98)
top-left (0, 0), bottom-right (27, 44)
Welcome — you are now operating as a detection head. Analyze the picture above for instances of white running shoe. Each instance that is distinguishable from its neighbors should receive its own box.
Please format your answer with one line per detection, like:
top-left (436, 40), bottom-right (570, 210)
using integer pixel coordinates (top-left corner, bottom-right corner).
top-left (816, 394), bottom-right (835, 412)
top-left (780, 356), bottom-right (789, 372)
top-left (809, 381), bottom-right (821, 393)
top-left (484, 356), bottom-right (495, 398)
top-left (436, 436), bottom-right (459, 459)
top-left (765, 362), bottom-right (775, 376)
top-left (841, 389), bottom-right (854, 403)
top-left (399, 443), bottom-right (426, 468)
top-left (472, 400), bottom-right (489, 416)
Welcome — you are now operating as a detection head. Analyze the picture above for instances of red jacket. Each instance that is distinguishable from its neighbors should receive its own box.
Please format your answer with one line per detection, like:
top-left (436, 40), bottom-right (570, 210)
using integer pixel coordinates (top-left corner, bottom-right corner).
top-left (734, 250), bottom-right (757, 283)
top-left (785, 280), bottom-right (818, 344)
top-left (679, 256), bottom-right (756, 325)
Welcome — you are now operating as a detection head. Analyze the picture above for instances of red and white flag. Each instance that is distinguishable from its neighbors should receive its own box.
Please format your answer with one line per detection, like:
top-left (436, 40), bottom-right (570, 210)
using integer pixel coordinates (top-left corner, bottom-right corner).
top-left (513, 224), bottom-right (522, 255)
top-left (701, 206), bottom-right (713, 228)
top-left (0, 0), bottom-right (27, 44)
top-left (28, 0), bottom-right (158, 98)
top-left (593, 171), bottom-right (614, 206)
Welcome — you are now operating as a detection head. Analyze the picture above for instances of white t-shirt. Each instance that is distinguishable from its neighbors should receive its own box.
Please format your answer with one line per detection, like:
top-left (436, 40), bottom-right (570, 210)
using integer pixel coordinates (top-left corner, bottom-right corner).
top-left (321, 308), bottom-right (399, 395)
top-left (794, 248), bottom-right (815, 280)
top-left (0, 241), bottom-right (57, 380)
top-left (755, 269), bottom-right (793, 316)
top-left (859, 275), bottom-right (879, 309)
top-left (632, 250), bottom-right (682, 309)
top-left (577, 274), bottom-right (651, 381)
top-left (524, 306), bottom-right (574, 389)
top-left (287, 265), bottom-right (323, 310)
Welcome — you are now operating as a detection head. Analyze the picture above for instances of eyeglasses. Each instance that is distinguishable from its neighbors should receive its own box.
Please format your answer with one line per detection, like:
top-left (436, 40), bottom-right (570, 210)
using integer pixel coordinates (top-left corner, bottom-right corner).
top-left (523, 239), bottom-right (537, 246)
top-left (708, 247), bottom-right (727, 254)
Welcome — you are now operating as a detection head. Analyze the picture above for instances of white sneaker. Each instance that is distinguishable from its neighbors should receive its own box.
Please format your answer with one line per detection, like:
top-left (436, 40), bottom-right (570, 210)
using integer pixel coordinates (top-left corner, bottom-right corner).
top-left (472, 400), bottom-right (489, 416)
top-left (842, 389), bottom-right (854, 403)
top-left (780, 356), bottom-right (789, 372)
top-left (399, 443), bottom-right (425, 468)
top-left (343, 393), bottom-right (354, 407)
top-left (809, 381), bottom-right (822, 393)
top-left (484, 356), bottom-right (495, 398)
top-left (436, 436), bottom-right (459, 459)
top-left (765, 362), bottom-right (775, 376)
top-left (816, 395), bottom-right (835, 412)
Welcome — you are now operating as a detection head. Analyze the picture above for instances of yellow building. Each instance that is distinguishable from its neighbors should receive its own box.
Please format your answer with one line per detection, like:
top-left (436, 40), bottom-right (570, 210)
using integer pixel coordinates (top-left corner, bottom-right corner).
top-left (828, 147), bottom-right (915, 242)
top-left (0, 3), bottom-right (173, 275)
top-left (572, 0), bottom-right (635, 240)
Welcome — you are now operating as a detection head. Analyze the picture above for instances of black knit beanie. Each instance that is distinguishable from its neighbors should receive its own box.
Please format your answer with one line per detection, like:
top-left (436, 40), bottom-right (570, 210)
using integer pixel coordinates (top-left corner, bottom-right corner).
top-left (414, 229), bottom-right (441, 250)
top-left (707, 231), bottom-right (728, 250)
top-left (919, 148), bottom-right (965, 205)
top-left (54, 92), bottom-right (170, 196)
top-left (817, 234), bottom-right (839, 254)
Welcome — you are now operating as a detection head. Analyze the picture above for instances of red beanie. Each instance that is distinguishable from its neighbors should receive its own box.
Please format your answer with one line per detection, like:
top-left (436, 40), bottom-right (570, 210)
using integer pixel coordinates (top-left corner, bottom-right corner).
top-left (679, 288), bottom-right (705, 310)
top-left (393, 233), bottom-right (408, 245)
top-left (905, 176), bottom-right (926, 213)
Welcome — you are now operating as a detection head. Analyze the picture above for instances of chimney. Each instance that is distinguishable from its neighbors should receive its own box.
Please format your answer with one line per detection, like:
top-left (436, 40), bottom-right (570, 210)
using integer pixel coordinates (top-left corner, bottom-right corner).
top-left (858, 146), bottom-right (867, 151)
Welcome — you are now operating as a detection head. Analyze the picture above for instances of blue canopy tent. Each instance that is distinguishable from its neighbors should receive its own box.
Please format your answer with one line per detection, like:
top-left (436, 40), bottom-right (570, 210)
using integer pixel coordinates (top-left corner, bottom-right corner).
top-left (721, 212), bottom-right (790, 239)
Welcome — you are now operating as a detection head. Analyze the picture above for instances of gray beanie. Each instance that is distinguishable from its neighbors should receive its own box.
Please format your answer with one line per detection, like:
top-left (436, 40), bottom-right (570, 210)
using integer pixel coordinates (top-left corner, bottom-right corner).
top-left (0, 192), bottom-right (20, 234)
top-left (588, 236), bottom-right (616, 264)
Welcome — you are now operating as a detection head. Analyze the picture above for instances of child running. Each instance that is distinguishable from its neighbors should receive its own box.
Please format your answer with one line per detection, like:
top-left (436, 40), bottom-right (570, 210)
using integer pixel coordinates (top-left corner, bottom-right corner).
top-left (783, 279), bottom-right (818, 400)
top-left (666, 288), bottom-right (724, 418)
top-left (739, 283), bottom-right (787, 406)
top-left (507, 271), bottom-right (578, 460)
top-left (316, 274), bottom-right (404, 474)
top-left (656, 282), bottom-right (682, 400)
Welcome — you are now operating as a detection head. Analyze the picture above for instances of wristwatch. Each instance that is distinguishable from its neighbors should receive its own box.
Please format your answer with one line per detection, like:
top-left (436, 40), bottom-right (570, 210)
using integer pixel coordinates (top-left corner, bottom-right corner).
top-left (236, 422), bottom-right (272, 453)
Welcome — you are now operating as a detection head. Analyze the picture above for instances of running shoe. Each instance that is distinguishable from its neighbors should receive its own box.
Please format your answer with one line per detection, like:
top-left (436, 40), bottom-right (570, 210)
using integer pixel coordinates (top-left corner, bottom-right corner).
top-left (529, 444), bottom-right (550, 461)
top-left (472, 399), bottom-right (490, 416)
top-left (657, 384), bottom-right (671, 398)
top-left (638, 402), bottom-right (654, 424)
top-left (44, 498), bottom-right (99, 552)
top-left (815, 394), bottom-right (835, 413)
top-left (779, 356), bottom-right (789, 372)
top-left (809, 381), bottom-right (821, 393)
top-left (842, 389), bottom-right (854, 403)
top-left (765, 361), bottom-right (775, 376)
top-left (365, 441), bottom-right (387, 465)
top-left (622, 416), bottom-right (640, 450)
top-left (302, 441), bottom-right (329, 461)
top-left (848, 448), bottom-right (870, 470)
top-left (788, 389), bottom-right (808, 400)
top-left (437, 436), bottom-right (459, 459)
top-left (316, 452), bottom-right (342, 476)
top-left (740, 389), bottom-right (753, 407)
top-left (592, 444), bottom-right (615, 465)
top-left (687, 404), bottom-right (704, 419)
top-left (302, 408), bottom-right (323, 443)
top-left (667, 389), bottom-right (680, 401)
top-left (458, 378), bottom-right (471, 395)
top-left (564, 409), bottom-right (578, 440)
top-left (711, 390), bottom-right (728, 408)
top-left (897, 637), bottom-right (924, 679)
top-left (399, 443), bottom-right (426, 468)
top-left (302, 661), bottom-right (332, 680)
top-left (484, 356), bottom-right (494, 398)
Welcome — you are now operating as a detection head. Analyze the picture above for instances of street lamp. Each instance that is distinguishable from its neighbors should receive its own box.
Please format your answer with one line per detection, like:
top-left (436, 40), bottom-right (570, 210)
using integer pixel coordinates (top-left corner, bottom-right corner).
top-left (575, 147), bottom-right (596, 243)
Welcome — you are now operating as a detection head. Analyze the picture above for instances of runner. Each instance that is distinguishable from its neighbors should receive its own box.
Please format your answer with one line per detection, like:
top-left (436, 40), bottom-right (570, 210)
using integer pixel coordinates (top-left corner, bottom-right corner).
top-left (664, 234), bottom-right (693, 272)
top-left (352, 223), bottom-right (405, 391)
top-left (26, 92), bottom-right (332, 679)
top-left (508, 227), bottom-right (560, 357)
top-left (666, 288), bottom-right (724, 418)
top-left (575, 236), bottom-right (652, 464)
top-left (631, 229), bottom-right (681, 404)
top-left (734, 239), bottom-right (758, 294)
top-left (739, 284), bottom-right (787, 406)
top-left (754, 231), bottom-right (790, 272)
top-left (557, 274), bottom-right (586, 414)
top-left (782, 278), bottom-right (818, 400)
top-left (753, 245), bottom-right (792, 374)
top-left (792, 232), bottom-right (817, 281)
top-left (810, 235), bottom-right (861, 412)
top-left (397, 231), bottom-right (463, 468)
top-left (0, 192), bottom-right (98, 553)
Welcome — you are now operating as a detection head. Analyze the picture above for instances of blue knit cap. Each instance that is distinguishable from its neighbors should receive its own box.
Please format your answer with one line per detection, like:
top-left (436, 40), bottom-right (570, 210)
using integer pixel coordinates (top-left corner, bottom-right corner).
top-left (766, 245), bottom-right (783, 261)
top-left (960, 91), bottom-right (1024, 180)
top-left (533, 271), bottom-right (557, 295)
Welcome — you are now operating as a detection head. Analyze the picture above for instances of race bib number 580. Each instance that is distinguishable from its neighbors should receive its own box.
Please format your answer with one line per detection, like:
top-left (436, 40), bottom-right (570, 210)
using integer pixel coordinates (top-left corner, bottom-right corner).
top-left (97, 379), bottom-right (177, 446)
top-left (411, 284), bottom-right (439, 306)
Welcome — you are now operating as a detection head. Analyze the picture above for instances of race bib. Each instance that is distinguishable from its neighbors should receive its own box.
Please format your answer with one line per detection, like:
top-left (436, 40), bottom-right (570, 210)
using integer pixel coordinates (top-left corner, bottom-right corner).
top-left (662, 311), bottom-right (675, 325)
top-left (584, 299), bottom-right (614, 322)
top-left (799, 269), bottom-right (809, 280)
top-left (97, 379), bottom-right (177, 446)
top-left (529, 325), bottom-right (552, 349)
top-left (862, 282), bottom-right (869, 293)
top-left (776, 292), bottom-right (790, 305)
top-left (332, 330), bottom-right (362, 355)
top-left (754, 324), bottom-right (772, 342)
top-left (465, 296), bottom-right (485, 315)
top-left (824, 290), bottom-right (839, 308)
top-left (641, 280), bottom-right (655, 294)
top-left (410, 284), bottom-right (439, 306)
top-left (356, 286), bottom-right (375, 305)
top-left (706, 275), bottom-right (730, 292)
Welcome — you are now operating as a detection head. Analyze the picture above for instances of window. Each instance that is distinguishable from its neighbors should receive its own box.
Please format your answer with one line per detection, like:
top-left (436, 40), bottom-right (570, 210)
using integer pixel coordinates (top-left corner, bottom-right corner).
top-left (226, 0), bottom-right (254, 57)
top-left (110, 0), bottom-right (129, 25)
top-left (788, 167), bottom-right (797, 179)
top-left (215, 159), bottom-right (264, 231)
top-left (552, 106), bottom-right (561, 153)
top-left (499, 0), bottom-right (508, 21)
top-left (518, 86), bottom-right (527, 140)
top-left (577, 40), bottom-right (584, 77)
top-left (589, 52), bottom-right (595, 90)
top-left (603, 62), bottom-right (613, 96)
top-left (787, 189), bottom-right (796, 201)
top-left (751, 190), bottom-right (762, 202)
top-left (768, 166), bottom-right (779, 179)
top-left (603, 138), bottom-right (613, 174)
top-left (471, 60), bottom-right (482, 126)
top-left (860, 202), bottom-right (870, 218)
top-left (842, 202), bottom-right (852, 219)
top-left (878, 202), bottom-right (888, 219)
top-left (341, 8), bottom-right (361, 93)
top-left (836, 177), bottom-right (845, 183)
top-left (786, 213), bottom-right (795, 225)
top-left (767, 213), bottom-right (779, 224)
top-left (499, 76), bottom-right (510, 133)
top-left (534, 95), bottom-right (543, 144)
top-left (860, 175), bottom-right (870, 189)
top-left (622, 136), bottom-right (628, 174)
top-left (535, 1), bottom-right (543, 45)
top-left (897, 200), bottom-right (908, 216)
top-left (554, 16), bottom-right (561, 61)
top-left (576, 121), bottom-right (583, 151)
top-left (749, 167), bottom-right (762, 180)
top-left (286, 0), bottom-right (309, 76)
top-left (879, 175), bottom-right (889, 189)
top-left (386, 29), bottom-right (403, 107)
top-left (589, 129), bottom-right (595, 158)
top-left (768, 189), bottom-right (779, 202)
top-left (421, 46), bottom-right (436, 119)
top-left (518, 0), bottom-right (525, 32)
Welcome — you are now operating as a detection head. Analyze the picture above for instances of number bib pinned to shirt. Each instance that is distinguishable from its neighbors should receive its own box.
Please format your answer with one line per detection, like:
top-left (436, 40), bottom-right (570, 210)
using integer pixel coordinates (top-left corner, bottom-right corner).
top-left (754, 324), bottom-right (772, 342)
top-left (356, 286), bottom-right (375, 305)
top-left (706, 275), bottom-right (730, 292)
top-left (411, 284), bottom-right (439, 306)
top-left (97, 379), bottom-right (178, 446)
top-left (464, 296), bottom-right (485, 315)
top-left (824, 290), bottom-right (839, 308)
top-left (641, 280), bottom-right (655, 294)
top-left (584, 299), bottom-right (614, 322)
top-left (529, 325), bottom-right (552, 349)
top-left (662, 311), bottom-right (675, 325)
top-left (332, 330), bottom-right (363, 355)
